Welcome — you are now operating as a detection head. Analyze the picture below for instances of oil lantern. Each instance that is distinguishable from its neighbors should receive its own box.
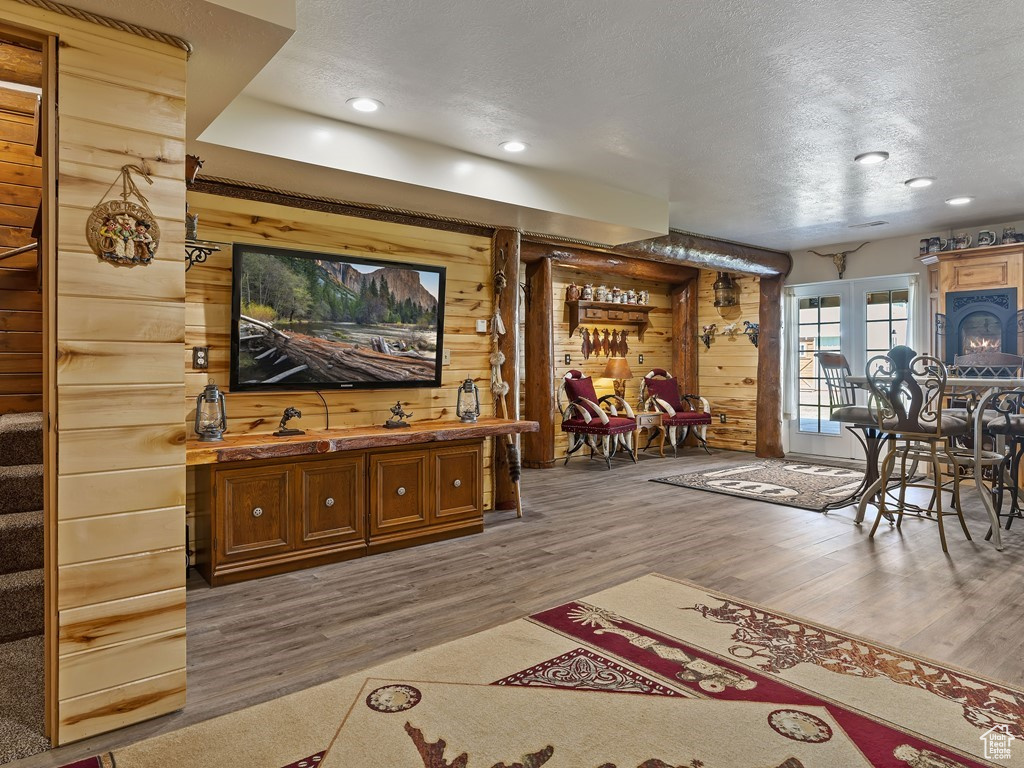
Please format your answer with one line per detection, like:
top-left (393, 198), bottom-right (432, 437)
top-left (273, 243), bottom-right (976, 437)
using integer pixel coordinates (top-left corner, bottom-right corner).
top-left (713, 272), bottom-right (739, 308)
top-left (456, 378), bottom-right (481, 423)
top-left (194, 379), bottom-right (227, 441)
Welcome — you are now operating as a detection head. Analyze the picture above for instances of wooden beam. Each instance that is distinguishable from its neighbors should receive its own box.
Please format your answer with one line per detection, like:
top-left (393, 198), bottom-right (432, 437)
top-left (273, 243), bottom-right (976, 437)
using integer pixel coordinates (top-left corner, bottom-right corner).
top-left (755, 275), bottom-right (784, 458)
top-left (617, 230), bottom-right (791, 277)
top-left (521, 240), bottom-right (699, 285)
top-left (491, 229), bottom-right (520, 508)
top-left (671, 278), bottom-right (698, 396)
top-left (522, 257), bottom-right (555, 468)
top-left (0, 42), bottom-right (42, 90)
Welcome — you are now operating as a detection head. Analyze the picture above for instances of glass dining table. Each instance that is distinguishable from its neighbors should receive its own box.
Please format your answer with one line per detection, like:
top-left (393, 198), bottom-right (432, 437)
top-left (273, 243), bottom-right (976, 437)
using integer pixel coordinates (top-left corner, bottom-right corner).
top-left (844, 374), bottom-right (1024, 551)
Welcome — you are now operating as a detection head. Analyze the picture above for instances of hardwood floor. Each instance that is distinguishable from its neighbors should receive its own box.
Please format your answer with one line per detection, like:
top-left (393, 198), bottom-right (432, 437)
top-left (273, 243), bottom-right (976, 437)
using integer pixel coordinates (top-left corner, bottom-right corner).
top-left (16, 448), bottom-right (1024, 767)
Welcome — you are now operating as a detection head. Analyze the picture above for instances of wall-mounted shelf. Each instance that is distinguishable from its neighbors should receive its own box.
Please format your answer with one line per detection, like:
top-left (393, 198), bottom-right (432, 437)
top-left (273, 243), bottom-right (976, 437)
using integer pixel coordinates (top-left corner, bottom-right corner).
top-left (566, 300), bottom-right (653, 341)
top-left (185, 240), bottom-right (222, 271)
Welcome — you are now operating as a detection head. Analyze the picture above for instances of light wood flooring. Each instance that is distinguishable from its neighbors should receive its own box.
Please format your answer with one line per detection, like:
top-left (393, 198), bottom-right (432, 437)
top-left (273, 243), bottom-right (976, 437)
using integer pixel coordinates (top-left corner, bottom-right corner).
top-left (15, 448), bottom-right (1024, 767)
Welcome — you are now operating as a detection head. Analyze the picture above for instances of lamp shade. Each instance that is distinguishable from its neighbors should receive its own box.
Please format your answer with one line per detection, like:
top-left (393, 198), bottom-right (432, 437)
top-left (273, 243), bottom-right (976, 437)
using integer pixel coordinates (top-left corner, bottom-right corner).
top-left (602, 356), bottom-right (633, 381)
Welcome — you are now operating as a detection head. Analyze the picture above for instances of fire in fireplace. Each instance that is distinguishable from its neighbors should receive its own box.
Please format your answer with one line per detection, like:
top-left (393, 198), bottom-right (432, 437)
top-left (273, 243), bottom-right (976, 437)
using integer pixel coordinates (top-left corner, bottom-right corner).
top-left (939, 288), bottom-right (1019, 362)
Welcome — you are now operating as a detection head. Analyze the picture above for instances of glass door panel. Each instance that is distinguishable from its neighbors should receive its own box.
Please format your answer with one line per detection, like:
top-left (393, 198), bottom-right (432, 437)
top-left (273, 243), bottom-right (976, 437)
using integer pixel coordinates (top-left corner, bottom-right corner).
top-left (797, 295), bottom-right (842, 435)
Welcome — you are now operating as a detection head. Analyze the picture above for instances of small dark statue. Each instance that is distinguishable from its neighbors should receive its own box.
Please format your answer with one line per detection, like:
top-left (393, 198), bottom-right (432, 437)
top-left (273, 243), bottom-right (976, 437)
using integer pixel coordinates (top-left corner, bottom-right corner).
top-left (384, 401), bottom-right (412, 429)
top-left (274, 407), bottom-right (305, 437)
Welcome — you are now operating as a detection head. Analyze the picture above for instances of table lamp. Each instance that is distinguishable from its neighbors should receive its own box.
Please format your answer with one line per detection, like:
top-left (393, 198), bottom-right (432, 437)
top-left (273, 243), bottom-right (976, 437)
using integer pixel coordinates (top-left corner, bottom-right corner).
top-left (602, 356), bottom-right (633, 400)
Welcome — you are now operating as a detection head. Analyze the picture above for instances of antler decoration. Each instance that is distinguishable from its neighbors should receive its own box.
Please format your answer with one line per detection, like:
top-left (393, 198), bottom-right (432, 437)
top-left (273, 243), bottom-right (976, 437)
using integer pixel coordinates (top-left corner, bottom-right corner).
top-left (809, 241), bottom-right (869, 279)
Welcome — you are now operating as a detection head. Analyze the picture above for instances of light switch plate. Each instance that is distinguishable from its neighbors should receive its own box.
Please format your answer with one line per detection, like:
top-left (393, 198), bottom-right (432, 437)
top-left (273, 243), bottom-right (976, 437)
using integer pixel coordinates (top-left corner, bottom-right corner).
top-left (442, 349), bottom-right (451, 365)
top-left (192, 346), bottom-right (209, 369)
top-left (475, 319), bottom-right (488, 333)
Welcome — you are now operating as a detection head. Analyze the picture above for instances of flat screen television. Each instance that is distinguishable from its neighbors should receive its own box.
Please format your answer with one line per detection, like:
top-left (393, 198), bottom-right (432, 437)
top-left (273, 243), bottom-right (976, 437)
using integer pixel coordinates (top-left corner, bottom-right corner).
top-left (230, 244), bottom-right (446, 391)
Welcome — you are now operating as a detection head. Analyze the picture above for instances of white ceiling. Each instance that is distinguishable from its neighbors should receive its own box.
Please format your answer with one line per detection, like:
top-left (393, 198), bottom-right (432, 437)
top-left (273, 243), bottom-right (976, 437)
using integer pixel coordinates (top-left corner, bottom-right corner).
top-left (68, 0), bottom-right (1024, 250)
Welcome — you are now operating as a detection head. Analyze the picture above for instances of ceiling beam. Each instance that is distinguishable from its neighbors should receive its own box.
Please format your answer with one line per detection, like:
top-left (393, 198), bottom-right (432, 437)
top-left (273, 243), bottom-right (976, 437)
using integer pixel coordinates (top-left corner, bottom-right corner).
top-left (520, 241), bottom-right (699, 284)
top-left (616, 230), bottom-right (792, 277)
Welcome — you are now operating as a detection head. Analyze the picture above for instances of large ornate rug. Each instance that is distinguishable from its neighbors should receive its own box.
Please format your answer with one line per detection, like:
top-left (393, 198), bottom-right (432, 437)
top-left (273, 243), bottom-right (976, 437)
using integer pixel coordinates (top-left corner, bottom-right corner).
top-left (651, 460), bottom-right (864, 511)
top-left (64, 575), bottom-right (1022, 768)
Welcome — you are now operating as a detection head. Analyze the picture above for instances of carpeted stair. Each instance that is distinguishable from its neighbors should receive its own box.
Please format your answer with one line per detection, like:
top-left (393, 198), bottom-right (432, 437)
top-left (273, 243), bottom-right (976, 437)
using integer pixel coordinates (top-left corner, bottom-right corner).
top-left (0, 411), bottom-right (48, 761)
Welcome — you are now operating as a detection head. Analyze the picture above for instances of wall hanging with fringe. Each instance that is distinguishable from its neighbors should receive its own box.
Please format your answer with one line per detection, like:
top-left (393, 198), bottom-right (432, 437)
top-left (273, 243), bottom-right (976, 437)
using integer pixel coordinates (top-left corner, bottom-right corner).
top-left (85, 163), bottom-right (160, 266)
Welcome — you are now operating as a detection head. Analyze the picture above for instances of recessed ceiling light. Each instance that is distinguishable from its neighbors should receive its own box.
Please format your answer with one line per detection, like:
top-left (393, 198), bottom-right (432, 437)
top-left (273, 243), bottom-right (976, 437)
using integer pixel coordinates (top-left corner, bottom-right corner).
top-left (347, 97), bottom-right (382, 113)
top-left (904, 177), bottom-right (935, 188)
top-left (945, 196), bottom-right (974, 206)
top-left (854, 151), bottom-right (890, 165)
top-left (500, 141), bottom-right (528, 153)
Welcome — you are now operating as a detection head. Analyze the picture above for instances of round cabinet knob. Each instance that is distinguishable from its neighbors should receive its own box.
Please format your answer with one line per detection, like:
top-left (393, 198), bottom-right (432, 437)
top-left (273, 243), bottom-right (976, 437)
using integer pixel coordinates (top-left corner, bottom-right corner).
top-left (325, 497), bottom-right (335, 507)
top-left (397, 486), bottom-right (407, 496)
top-left (453, 479), bottom-right (462, 488)
top-left (252, 507), bottom-right (263, 518)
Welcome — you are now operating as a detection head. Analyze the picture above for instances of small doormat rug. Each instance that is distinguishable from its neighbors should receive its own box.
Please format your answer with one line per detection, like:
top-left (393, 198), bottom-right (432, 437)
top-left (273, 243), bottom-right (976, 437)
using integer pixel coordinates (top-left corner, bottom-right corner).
top-left (64, 575), bottom-right (1023, 768)
top-left (651, 459), bottom-right (864, 511)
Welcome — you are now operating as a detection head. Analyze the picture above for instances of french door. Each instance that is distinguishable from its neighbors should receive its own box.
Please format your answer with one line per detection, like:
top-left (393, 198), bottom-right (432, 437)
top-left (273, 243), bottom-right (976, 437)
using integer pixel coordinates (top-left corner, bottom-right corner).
top-left (787, 276), bottom-right (913, 459)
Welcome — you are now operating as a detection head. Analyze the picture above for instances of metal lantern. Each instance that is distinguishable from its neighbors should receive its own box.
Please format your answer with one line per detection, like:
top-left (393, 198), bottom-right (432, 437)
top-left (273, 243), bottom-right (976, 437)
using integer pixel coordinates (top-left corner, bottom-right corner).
top-left (456, 378), bottom-right (481, 423)
top-left (713, 272), bottom-right (739, 308)
top-left (194, 379), bottom-right (227, 442)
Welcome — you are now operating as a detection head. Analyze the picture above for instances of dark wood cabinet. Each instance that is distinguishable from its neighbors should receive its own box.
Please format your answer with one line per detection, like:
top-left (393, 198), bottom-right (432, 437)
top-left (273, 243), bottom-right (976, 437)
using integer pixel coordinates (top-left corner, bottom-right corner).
top-left (432, 443), bottom-right (482, 524)
top-left (217, 466), bottom-right (292, 564)
top-left (369, 450), bottom-right (430, 537)
top-left (297, 455), bottom-right (364, 548)
top-left (195, 439), bottom-right (484, 585)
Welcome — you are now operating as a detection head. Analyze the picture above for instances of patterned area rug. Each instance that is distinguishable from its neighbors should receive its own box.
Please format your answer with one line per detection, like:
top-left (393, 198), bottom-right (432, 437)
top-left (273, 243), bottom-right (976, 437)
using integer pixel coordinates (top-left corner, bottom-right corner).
top-left (63, 575), bottom-right (1023, 768)
top-left (651, 459), bottom-right (865, 511)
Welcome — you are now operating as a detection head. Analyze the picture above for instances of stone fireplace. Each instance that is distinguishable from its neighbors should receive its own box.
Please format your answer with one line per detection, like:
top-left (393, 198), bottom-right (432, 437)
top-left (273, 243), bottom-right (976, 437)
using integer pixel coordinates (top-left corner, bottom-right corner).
top-left (942, 287), bottom-right (1017, 362)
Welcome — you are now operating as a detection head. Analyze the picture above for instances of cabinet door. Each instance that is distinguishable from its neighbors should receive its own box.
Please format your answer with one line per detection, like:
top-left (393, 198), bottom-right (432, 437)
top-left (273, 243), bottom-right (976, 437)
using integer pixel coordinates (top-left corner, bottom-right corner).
top-left (369, 450), bottom-right (429, 537)
top-left (217, 467), bottom-right (291, 564)
top-left (431, 443), bottom-right (482, 524)
top-left (297, 456), bottom-right (365, 548)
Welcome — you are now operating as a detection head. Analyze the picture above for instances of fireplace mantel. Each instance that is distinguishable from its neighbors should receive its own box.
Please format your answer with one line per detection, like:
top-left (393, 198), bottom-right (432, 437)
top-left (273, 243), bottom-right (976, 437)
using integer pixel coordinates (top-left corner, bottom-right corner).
top-left (918, 242), bottom-right (1024, 315)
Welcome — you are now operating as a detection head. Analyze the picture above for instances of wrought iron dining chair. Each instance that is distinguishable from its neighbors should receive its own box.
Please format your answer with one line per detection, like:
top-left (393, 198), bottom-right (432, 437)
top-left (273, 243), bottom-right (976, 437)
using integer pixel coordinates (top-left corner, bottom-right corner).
top-left (865, 346), bottom-right (982, 553)
top-left (981, 389), bottom-right (1024, 539)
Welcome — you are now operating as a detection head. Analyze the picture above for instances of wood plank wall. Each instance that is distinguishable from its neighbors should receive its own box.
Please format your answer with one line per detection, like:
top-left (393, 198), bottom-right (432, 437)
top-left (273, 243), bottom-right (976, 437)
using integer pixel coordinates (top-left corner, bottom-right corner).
top-left (0, 80), bottom-right (43, 413)
top-left (549, 267), bottom-right (674, 458)
top-left (0, 0), bottom-right (190, 744)
top-left (184, 193), bottom-right (495, 560)
top-left (696, 270), bottom-right (760, 451)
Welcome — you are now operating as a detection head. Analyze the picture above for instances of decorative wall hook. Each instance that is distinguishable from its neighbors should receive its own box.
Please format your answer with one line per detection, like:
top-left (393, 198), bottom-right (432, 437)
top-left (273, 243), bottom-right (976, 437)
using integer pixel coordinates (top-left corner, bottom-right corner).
top-left (743, 320), bottom-right (760, 348)
top-left (700, 323), bottom-right (717, 350)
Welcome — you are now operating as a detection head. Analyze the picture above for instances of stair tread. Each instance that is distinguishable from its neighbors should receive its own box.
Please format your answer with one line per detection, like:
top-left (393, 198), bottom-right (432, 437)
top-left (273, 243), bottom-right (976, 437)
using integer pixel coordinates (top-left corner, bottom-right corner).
top-left (0, 567), bottom-right (42, 588)
top-left (0, 412), bottom-right (42, 430)
top-left (0, 508), bottom-right (42, 527)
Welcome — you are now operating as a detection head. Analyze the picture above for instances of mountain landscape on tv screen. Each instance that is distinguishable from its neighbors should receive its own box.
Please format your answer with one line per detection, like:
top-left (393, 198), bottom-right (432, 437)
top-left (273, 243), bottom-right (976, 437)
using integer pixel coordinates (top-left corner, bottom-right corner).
top-left (235, 250), bottom-right (442, 387)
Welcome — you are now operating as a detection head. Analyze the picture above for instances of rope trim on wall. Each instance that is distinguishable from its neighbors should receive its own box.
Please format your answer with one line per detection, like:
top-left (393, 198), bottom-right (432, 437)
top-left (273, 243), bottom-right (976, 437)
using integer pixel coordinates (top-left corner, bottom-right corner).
top-left (16, 0), bottom-right (193, 56)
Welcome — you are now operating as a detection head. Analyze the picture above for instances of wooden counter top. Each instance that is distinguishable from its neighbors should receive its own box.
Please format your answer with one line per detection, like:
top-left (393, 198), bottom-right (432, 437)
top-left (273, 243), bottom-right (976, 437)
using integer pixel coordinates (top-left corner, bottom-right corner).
top-left (186, 418), bottom-right (539, 466)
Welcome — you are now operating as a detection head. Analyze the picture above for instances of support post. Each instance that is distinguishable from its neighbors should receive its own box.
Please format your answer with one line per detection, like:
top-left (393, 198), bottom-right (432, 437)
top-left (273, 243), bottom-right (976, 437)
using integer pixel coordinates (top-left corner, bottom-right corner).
top-left (672, 277), bottom-right (699, 445)
top-left (522, 256), bottom-right (555, 468)
top-left (491, 229), bottom-right (520, 508)
top-left (756, 274), bottom-right (784, 458)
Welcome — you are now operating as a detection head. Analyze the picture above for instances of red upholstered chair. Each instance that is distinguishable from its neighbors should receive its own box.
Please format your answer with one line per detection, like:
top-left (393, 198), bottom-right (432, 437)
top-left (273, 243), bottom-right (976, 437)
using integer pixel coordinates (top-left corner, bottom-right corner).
top-left (640, 368), bottom-right (712, 456)
top-left (557, 370), bottom-right (637, 469)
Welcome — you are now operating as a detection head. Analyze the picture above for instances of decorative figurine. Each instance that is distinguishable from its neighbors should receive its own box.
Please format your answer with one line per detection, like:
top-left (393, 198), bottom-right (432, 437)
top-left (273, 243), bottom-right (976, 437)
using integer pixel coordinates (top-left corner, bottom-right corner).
top-left (625, 288), bottom-right (636, 304)
top-left (610, 286), bottom-right (622, 303)
top-left (581, 327), bottom-right (592, 360)
top-left (384, 401), bottom-right (412, 428)
top-left (743, 320), bottom-right (760, 348)
top-left (274, 407), bottom-right (305, 437)
top-left (594, 285), bottom-right (608, 302)
top-left (954, 232), bottom-right (972, 250)
top-left (978, 230), bottom-right (997, 247)
top-left (601, 328), bottom-right (611, 356)
top-left (581, 283), bottom-right (594, 300)
top-left (620, 329), bottom-right (629, 356)
top-left (610, 329), bottom-right (621, 357)
top-left (565, 281), bottom-right (581, 302)
top-left (700, 323), bottom-right (717, 351)
top-left (638, 289), bottom-right (649, 305)
top-left (1003, 227), bottom-right (1018, 245)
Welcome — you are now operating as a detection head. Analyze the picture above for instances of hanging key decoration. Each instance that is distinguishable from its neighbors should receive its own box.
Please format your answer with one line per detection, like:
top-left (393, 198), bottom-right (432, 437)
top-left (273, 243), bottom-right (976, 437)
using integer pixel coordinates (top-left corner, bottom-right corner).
top-left (85, 163), bottom-right (161, 266)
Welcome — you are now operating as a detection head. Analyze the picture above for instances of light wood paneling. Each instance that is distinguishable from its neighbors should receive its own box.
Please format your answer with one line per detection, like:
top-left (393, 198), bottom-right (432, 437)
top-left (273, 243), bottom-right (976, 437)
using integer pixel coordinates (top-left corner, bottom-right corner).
top-left (697, 270), bottom-right (760, 452)
top-left (184, 192), bottom-right (495, 524)
top-left (0, 0), bottom-right (194, 743)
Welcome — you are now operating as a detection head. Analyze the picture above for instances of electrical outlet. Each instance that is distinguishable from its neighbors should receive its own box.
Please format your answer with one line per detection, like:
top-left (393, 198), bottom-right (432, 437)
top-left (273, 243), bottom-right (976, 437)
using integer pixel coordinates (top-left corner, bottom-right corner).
top-left (638, 353), bottom-right (644, 365)
top-left (475, 318), bottom-right (488, 333)
top-left (719, 413), bottom-right (727, 423)
top-left (564, 353), bottom-right (571, 365)
top-left (442, 349), bottom-right (451, 365)
top-left (192, 346), bottom-right (209, 370)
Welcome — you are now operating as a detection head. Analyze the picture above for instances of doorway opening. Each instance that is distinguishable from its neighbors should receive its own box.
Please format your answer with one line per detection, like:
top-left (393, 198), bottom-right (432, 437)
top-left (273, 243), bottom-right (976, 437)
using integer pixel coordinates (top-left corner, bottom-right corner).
top-left (0, 29), bottom-right (50, 763)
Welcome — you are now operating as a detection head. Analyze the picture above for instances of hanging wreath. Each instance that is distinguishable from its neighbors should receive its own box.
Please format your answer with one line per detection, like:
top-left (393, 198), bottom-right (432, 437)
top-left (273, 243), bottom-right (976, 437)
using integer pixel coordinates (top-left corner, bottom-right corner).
top-left (85, 164), bottom-right (160, 266)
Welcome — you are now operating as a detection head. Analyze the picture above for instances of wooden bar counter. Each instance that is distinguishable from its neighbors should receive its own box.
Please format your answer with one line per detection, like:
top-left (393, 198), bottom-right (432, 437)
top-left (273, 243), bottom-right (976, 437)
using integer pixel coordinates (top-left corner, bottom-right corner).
top-left (189, 419), bottom-right (538, 586)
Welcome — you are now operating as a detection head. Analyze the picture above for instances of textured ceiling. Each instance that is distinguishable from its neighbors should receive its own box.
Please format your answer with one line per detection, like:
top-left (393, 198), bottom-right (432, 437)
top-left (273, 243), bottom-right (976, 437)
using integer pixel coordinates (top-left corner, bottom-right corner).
top-left (239, 0), bottom-right (1024, 250)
